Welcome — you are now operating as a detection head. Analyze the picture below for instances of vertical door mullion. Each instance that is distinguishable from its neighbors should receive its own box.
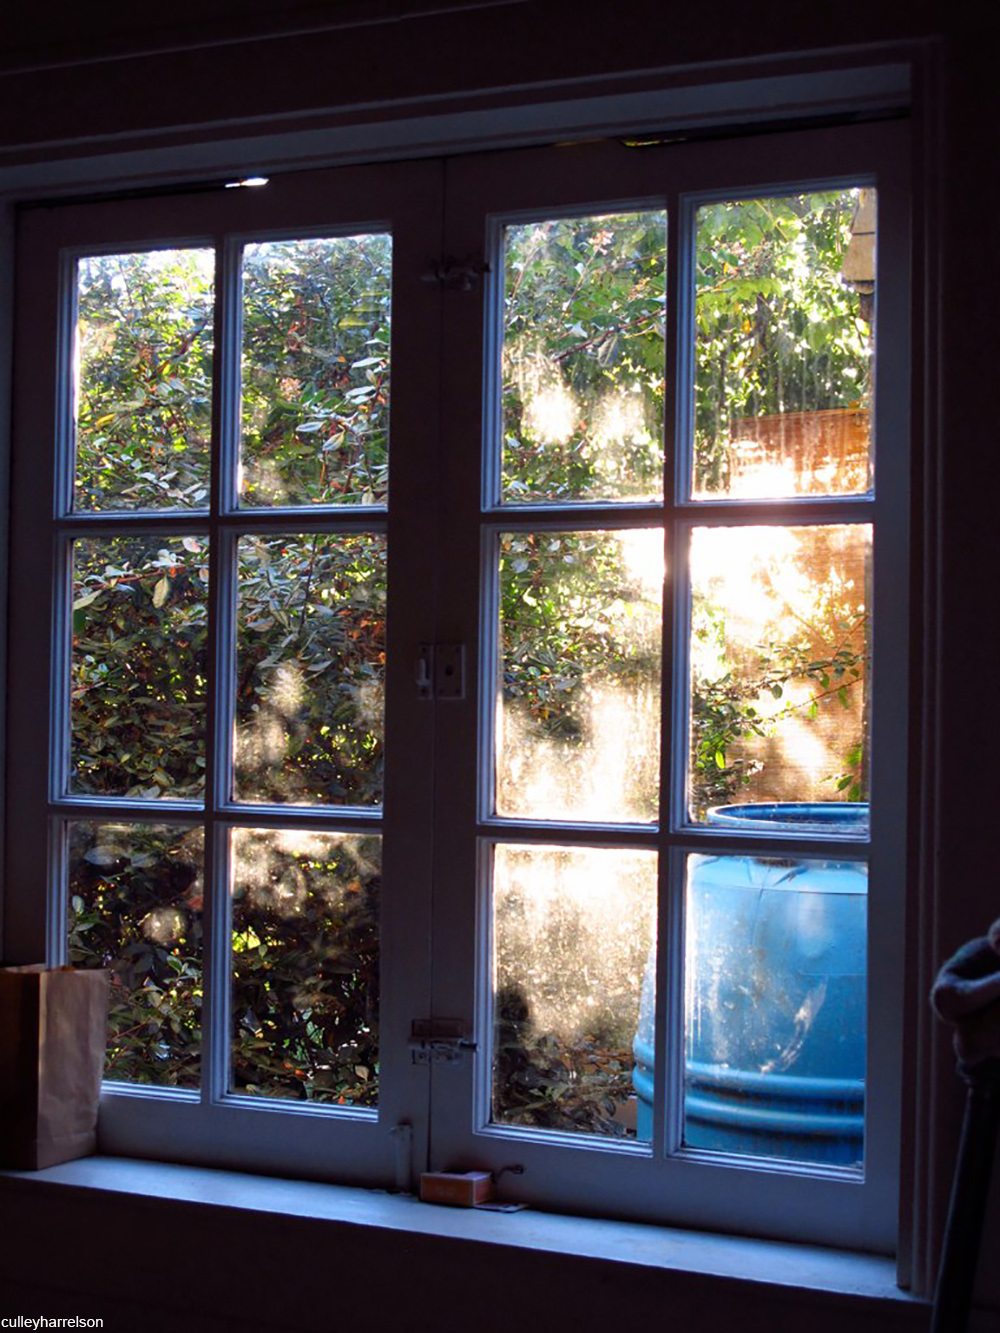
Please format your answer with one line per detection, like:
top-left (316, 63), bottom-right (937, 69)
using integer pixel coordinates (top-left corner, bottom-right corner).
top-left (655, 186), bottom-right (684, 1158)
top-left (201, 235), bottom-right (239, 1104)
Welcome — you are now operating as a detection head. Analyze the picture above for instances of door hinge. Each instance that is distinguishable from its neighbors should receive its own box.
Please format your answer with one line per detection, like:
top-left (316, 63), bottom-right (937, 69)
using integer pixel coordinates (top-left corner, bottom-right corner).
top-left (409, 1018), bottom-right (478, 1065)
top-left (422, 255), bottom-right (491, 292)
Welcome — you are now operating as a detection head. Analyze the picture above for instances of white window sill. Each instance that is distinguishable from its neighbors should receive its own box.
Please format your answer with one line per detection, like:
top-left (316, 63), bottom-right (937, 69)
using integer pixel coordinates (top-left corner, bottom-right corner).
top-left (0, 1156), bottom-right (924, 1314)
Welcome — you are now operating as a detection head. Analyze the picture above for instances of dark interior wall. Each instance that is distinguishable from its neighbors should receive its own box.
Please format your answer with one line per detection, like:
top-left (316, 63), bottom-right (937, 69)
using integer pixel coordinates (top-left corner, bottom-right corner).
top-left (1, 0), bottom-right (998, 1319)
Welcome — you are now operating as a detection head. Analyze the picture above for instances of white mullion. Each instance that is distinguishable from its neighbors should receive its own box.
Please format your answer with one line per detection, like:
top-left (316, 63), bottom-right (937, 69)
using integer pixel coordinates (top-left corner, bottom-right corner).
top-left (476, 525), bottom-right (500, 828)
top-left (49, 531), bottom-right (76, 810)
top-left (204, 819), bottom-right (232, 1104)
top-left (46, 817), bottom-right (69, 967)
top-left (201, 235), bottom-right (240, 1104)
top-left (654, 184), bottom-right (684, 1159)
top-left (46, 245), bottom-right (82, 960)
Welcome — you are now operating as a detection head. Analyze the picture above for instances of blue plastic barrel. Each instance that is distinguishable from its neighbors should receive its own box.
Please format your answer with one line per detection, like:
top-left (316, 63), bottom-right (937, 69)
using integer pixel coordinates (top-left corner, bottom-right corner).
top-left (634, 802), bottom-right (867, 1165)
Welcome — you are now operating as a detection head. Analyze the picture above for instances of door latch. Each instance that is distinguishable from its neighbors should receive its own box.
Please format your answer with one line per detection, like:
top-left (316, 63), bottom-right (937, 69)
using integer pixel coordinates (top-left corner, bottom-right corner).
top-left (415, 644), bottom-right (465, 700)
top-left (409, 1018), bottom-right (478, 1065)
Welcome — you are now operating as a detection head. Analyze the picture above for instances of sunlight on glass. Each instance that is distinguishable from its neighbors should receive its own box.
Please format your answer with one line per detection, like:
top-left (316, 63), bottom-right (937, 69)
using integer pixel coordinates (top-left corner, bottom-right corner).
top-left (235, 533), bottom-right (386, 806)
top-left (683, 846), bottom-right (866, 1167)
top-left (70, 536), bottom-right (208, 800)
top-left (240, 234), bottom-right (391, 507)
top-left (502, 211), bottom-right (665, 503)
top-left (74, 249), bottom-right (214, 511)
top-left (230, 829), bottom-right (380, 1105)
top-left (692, 189), bottom-right (875, 499)
top-left (496, 528), bottom-right (663, 822)
top-left (67, 822), bottom-right (204, 1089)
top-left (492, 843), bottom-right (656, 1139)
top-left (688, 524), bottom-right (871, 821)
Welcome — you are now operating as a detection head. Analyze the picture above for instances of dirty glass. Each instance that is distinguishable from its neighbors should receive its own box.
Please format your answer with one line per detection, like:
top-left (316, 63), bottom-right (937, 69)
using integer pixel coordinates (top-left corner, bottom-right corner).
top-left (492, 843), bottom-right (656, 1140)
top-left (230, 829), bottom-right (380, 1105)
top-left (691, 189), bottom-right (875, 499)
top-left (683, 847), bottom-right (866, 1168)
top-left (502, 211), bottom-right (666, 504)
top-left (496, 528), bottom-right (663, 823)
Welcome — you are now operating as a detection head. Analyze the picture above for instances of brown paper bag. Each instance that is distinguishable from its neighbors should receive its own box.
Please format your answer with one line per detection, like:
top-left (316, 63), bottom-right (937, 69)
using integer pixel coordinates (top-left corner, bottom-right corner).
top-left (0, 965), bottom-right (110, 1169)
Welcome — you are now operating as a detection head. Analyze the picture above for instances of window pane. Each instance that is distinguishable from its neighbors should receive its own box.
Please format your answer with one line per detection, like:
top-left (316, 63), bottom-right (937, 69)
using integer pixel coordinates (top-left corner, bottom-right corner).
top-left (496, 529), bottom-right (663, 823)
top-left (71, 536), bottom-right (208, 800)
top-left (74, 249), bottom-right (214, 511)
top-left (692, 189), bottom-right (875, 499)
top-left (501, 212), bottom-right (665, 504)
top-left (235, 533), bottom-right (386, 806)
top-left (67, 821), bottom-right (204, 1089)
top-left (684, 849), bottom-right (865, 1168)
top-left (240, 235), bottom-right (391, 507)
top-left (230, 829), bottom-right (380, 1105)
top-left (688, 524), bottom-right (871, 821)
top-left (492, 843), bottom-right (656, 1140)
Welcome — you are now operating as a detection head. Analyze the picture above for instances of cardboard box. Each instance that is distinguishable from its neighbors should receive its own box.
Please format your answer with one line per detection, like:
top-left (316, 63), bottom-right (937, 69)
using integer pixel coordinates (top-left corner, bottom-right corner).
top-left (419, 1170), bottom-right (496, 1207)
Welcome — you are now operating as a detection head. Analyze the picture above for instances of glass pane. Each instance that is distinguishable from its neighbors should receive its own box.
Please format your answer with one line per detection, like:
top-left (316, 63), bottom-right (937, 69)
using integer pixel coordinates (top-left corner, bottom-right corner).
top-left (231, 829), bottom-right (380, 1105)
top-left (493, 844), bottom-right (656, 1140)
top-left (235, 533), bottom-right (386, 805)
top-left (496, 529), bottom-right (662, 823)
top-left (502, 211), bottom-right (665, 504)
top-left (688, 524), bottom-right (870, 821)
top-left (71, 536), bottom-right (208, 800)
top-left (74, 249), bottom-right (214, 511)
top-left (692, 189), bottom-right (875, 499)
top-left (240, 235), bottom-right (391, 507)
top-left (684, 850), bottom-right (866, 1168)
top-left (67, 821), bottom-right (204, 1089)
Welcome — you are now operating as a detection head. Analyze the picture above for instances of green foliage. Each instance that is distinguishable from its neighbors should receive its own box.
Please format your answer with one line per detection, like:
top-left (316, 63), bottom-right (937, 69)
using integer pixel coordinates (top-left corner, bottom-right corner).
top-left (67, 823), bottom-right (203, 1088)
top-left (235, 534), bottom-right (386, 805)
top-left (72, 535), bottom-right (208, 799)
top-left (693, 191), bottom-right (870, 492)
top-left (68, 196), bottom-right (871, 1118)
top-left (230, 832), bottom-right (379, 1104)
top-left (70, 241), bottom-right (388, 1101)
top-left (241, 236), bottom-right (391, 506)
top-left (75, 250), bottom-right (214, 510)
top-left (503, 212), bottom-right (666, 502)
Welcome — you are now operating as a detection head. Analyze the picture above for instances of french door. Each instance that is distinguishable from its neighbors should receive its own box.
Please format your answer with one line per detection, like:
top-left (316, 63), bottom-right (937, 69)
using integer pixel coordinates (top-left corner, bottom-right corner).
top-left (5, 119), bottom-right (911, 1248)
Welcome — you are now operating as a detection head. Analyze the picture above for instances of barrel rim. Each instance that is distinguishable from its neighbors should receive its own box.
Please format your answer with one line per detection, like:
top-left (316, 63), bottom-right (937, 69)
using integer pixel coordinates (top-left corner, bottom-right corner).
top-left (706, 800), bottom-right (870, 835)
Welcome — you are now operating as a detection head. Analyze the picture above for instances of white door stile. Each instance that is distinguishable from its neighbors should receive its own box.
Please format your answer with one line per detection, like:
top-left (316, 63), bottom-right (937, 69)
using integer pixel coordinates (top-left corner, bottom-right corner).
top-left (428, 123), bottom-right (910, 1250)
top-left (5, 160), bottom-right (444, 1185)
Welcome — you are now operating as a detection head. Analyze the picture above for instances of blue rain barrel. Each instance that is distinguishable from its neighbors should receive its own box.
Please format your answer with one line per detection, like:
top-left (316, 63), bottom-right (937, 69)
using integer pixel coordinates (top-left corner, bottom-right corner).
top-left (634, 802), bottom-right (867, 1165)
